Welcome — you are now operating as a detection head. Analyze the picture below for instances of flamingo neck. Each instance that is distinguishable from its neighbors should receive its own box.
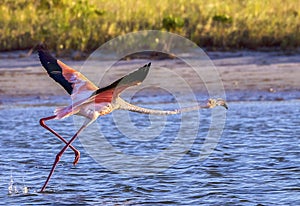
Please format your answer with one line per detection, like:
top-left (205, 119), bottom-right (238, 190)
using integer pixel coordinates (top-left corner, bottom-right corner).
top-left (114, 98), bottom-right (209, 115)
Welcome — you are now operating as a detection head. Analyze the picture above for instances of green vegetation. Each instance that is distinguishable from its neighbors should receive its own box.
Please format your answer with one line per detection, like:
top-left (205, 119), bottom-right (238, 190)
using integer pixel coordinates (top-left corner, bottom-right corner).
top-left (1, 0), bottom-right (299, 52)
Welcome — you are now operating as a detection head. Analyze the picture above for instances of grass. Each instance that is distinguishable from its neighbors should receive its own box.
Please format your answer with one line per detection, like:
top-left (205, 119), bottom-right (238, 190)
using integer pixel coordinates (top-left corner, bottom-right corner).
top-left (1, 0), bottom-right (300, 53)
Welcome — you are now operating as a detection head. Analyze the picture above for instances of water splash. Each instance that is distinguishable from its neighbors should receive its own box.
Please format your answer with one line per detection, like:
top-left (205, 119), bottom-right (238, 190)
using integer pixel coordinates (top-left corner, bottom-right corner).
top-left (8, 174), bottom-right (28, 195)
top-left (8, 174), bottom-right (16, 195)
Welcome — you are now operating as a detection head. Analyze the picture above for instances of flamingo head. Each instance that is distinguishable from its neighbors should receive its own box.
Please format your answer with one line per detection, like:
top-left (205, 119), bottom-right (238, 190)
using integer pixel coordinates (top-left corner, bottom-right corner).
top-left (207, 98), bottom-right (228, 109)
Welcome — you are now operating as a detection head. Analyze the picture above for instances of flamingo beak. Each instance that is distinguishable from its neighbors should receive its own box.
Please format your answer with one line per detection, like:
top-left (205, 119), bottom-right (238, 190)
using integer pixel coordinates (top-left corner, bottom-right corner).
top-left (217, 99), bottom-right (228, 110)
top-left (222, 102), bottom-right (228, 110)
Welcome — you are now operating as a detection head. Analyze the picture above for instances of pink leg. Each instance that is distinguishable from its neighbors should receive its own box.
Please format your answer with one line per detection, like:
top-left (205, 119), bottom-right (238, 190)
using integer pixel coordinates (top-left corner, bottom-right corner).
top-left (40, 124), bottom-right (87, 192)
top-left (40, 115), bottom-right (80, 165)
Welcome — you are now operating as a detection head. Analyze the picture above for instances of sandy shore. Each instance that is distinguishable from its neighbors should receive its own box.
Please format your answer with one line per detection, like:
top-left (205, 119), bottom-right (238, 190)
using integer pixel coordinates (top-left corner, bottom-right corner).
top-left (0, 51), bottom-right (299, 103)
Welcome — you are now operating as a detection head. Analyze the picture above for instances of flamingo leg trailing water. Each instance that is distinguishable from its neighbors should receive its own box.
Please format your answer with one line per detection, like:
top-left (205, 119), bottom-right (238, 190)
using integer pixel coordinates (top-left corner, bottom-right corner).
top-left (37, 46), bottom-right (228, 192)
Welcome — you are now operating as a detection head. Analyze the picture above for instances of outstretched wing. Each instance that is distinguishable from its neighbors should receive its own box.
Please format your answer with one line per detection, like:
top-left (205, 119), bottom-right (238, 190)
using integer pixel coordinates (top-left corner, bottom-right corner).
top-left (38, 49), bottom-right (99, 102)
top-left (91, 62), bottom-right (151, 103)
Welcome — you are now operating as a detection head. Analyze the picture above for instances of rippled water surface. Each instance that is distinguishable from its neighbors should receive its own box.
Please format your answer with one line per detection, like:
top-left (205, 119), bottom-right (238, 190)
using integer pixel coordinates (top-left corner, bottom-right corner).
top-left (1, 98), bottom-right (299, 205)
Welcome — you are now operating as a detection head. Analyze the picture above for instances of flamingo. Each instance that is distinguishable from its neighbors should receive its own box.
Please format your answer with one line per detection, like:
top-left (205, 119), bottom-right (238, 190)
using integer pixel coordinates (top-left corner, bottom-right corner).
top-left (37, 47), bottom-right (228, 192)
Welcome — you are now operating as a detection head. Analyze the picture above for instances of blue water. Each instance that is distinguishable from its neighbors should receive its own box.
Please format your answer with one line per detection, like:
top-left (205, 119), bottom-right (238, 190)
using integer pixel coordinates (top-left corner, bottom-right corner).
top-left (0, 98), bottom-right (299, 205)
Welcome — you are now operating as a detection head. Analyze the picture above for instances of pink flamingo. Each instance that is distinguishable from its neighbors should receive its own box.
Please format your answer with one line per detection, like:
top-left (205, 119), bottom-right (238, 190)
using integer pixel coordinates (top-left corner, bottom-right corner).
top-left (38, 47), bottom-right (227, 192)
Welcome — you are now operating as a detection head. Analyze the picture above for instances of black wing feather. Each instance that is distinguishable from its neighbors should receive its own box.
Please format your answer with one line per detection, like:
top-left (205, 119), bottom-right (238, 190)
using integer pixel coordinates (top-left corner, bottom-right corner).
top-left (92, 62), bottom-right (151, 96)
top-left (38, 49), bottom-right (73, 95)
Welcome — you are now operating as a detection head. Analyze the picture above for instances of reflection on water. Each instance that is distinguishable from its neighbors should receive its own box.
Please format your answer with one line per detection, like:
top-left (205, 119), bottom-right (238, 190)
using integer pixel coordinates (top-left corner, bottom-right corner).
top-left (0, 98), bottom-right (299, 205)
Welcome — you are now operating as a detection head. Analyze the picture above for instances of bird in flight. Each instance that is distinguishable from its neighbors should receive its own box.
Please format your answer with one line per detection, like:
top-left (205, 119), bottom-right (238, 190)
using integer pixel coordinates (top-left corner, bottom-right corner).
top-left (37, 46), bottom-right (227, 192)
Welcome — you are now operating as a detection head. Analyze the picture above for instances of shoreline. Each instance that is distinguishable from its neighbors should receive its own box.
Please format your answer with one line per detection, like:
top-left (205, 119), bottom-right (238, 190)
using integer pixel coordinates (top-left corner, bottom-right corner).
top-left (0, 51), bottom-right (299, 105)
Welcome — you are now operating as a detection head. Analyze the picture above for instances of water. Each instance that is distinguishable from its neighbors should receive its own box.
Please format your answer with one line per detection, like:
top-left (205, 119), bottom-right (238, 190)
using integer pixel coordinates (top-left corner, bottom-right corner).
top-left (0, 98), bottom-right (299, 205)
